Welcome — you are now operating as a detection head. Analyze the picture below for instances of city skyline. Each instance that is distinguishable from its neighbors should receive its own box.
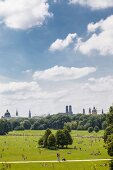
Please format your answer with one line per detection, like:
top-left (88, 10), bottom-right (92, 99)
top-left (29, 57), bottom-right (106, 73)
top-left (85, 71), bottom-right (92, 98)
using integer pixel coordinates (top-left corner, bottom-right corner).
top-left (1, 105), bottom-right (107, 118)
top-left (0, 0), bottom-right (113, 116)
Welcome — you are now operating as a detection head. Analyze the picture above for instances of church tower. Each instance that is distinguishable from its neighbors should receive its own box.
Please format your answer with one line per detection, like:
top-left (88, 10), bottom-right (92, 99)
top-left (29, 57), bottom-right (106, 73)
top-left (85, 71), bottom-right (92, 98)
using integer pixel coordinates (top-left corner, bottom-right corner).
top-left (29, 110), bottom-right (31, 118)
top-left (16, 110), bottom-right (18, 117)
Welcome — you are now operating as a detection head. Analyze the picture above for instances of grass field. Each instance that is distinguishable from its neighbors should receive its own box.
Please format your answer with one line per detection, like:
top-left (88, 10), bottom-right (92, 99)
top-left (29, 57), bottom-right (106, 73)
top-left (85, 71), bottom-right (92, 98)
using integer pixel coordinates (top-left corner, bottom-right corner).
top-left (0, 130), bottom-right (111, 170)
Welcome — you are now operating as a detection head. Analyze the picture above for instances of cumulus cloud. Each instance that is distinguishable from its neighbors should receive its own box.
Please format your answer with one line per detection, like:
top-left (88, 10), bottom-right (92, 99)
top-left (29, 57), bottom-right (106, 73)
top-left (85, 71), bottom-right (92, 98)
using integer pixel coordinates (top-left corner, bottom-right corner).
top-left (33, 65), bottom-right (96, 81)
top-left (0, 0), bottom-right (52, 29)
top-left (0, 81), bottom-right (41, 94)
top-left (76, 15), bottom-right (113, 56)
top-left (0, 81), bottom-right (68, 102)
top-left (69, 0), bottom-right (113, 10)
top-left (49, 33), bottom-right (77, 51)
top-left (83, 76), bottom-right (113, 92)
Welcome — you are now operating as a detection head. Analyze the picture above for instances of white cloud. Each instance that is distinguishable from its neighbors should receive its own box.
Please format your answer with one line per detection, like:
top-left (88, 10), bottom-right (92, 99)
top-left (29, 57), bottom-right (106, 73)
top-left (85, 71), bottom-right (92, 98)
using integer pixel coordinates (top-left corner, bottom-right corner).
top-left (49, 33), bottom-right (77, 51)
top-left (0, 81), bottom-right (42, 94)
top-left (0, 73), bottom-right (113, 116)
top-left (83, 76), bottom-right (113, 92)
top-left (69, 0), bottom-right (113, 10)
top-left (33, 65), bottom-right (96, 81)
top-left (0, 79), bottom-right (69, 116)
top-left (0, 0), bottom-right (52, 29)
top-left (76, 15), bottom-right (113, 56)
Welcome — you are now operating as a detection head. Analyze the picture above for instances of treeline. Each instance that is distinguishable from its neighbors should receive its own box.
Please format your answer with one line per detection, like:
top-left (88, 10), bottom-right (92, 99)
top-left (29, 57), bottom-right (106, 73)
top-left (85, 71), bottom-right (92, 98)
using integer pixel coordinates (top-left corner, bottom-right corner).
top-left (104, 106), bottom-right (113, 156)
top-left (0, 113), bottom-right (107, 135)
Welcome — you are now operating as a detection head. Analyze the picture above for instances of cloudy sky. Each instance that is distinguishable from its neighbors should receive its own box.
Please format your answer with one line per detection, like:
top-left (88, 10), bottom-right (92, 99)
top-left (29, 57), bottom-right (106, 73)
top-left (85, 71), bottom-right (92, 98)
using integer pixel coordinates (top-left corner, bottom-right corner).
top-left (0, 0), bottom-right (113, 117)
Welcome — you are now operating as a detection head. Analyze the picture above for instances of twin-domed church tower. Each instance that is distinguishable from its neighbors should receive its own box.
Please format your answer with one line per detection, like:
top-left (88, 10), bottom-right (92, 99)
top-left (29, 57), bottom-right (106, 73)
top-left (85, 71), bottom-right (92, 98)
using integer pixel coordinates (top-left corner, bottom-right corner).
top-left (65, 105), bottom-right (73, 114)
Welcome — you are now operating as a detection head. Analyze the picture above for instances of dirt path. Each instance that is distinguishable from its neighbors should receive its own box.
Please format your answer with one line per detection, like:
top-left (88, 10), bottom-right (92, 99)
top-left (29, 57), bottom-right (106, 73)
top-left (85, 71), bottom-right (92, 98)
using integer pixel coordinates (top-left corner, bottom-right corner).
top-left (0, 159), bottom-right (112, 164)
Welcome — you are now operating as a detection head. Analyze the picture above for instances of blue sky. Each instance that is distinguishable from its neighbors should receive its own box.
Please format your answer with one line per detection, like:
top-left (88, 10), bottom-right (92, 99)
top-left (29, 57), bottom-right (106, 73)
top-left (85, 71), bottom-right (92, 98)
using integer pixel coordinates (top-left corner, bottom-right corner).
top-left (0, 0), bottom-right (113, 117)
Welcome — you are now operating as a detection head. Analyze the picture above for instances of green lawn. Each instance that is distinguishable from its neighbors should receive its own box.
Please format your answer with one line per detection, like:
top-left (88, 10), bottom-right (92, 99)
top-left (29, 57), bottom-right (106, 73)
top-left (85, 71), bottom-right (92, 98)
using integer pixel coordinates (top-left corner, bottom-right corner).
top-left (0, 162), bottom-right (109, 170)
top-left (0, 130), bottom-right (111, 170)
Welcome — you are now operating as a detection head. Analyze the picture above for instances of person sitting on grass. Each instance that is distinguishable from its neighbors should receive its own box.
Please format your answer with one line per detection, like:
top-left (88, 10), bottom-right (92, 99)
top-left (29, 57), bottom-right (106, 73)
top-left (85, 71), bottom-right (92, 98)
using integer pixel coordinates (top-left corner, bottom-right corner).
top-left (62, 158), bottom-right (66, 161)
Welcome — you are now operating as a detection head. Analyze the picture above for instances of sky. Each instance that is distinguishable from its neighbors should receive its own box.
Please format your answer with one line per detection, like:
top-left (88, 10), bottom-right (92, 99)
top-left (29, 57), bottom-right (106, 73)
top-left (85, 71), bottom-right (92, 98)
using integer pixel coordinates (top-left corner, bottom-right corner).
top-left (0, 0), bottom-right (113, 117)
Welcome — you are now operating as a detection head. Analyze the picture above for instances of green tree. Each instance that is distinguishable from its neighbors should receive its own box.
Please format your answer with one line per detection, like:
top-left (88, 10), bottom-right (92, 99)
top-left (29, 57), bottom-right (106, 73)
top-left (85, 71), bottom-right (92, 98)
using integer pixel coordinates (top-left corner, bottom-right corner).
top-left (71, 121), bottom-right (77, 130)
top-left (94, 126), bottom-right (99, 133)
top-left (55, 130), bottom-right (66, 148)
top-left (38, 137), bottom-right (43, 147)
top-left (0, 119), bottom-right (9, 135)
top-left (107, 106), bottom-right (113, 125)
top-left (109, 160), bottom-right (113, 170)
top-left (106, 135), bottom-right (113, 156)
top-left (88, 127), bottom-right (93, 133)
top-left (43, 129), bottom-right (52, 147)
top-left (63, 129), bottom-right (73, 148)
top-left (47, 134), bottom-right (56, 149)
top-left (102, 121), bottom-right (107, 130)
top-left (11, 120), bottom-right (20, 130)
top-left (22, 120), bottom-right (31, 130)
top-left (104, 106), bottom-right (113, 142)
top-left (64, 122), bottom-right (71, 132)
top-left (104, 106), bottom-right (113, 156)
top-left (104, 125), bottom-right (113, 142)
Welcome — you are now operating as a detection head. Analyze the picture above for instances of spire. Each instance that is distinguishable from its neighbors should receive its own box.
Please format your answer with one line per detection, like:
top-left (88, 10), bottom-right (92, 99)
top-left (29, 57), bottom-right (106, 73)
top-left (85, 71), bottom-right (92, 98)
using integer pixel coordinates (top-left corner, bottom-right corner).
top-left (83, 108), bottom-right (85, 114)
top-left (29, 110), bottom-right (31, 118)
top-left (16, 110), bottom-right (18, 117)
top-left (89, 108), bottom-right (91, 114)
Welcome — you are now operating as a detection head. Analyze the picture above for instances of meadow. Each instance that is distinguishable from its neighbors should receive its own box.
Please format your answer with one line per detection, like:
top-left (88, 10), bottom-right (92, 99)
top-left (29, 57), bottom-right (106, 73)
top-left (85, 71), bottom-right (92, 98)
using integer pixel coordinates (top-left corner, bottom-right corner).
top-left (0, 130), bottom-right (111, 170)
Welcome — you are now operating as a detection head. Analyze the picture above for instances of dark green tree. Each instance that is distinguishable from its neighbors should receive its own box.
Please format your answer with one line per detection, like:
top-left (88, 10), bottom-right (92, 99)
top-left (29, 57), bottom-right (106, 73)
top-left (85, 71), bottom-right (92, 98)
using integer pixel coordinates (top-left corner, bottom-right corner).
top-left (22, 120), bottom-right (31, 130)
top-left (102, 121), bottom-right (107, 130)
top-left (106, 135), bottom-right (113, 156)
top-left (104, 106), bottom-right (113, 142)
top-left (88, 127), bottom-right (93, 133)
top-left (0, 119), bottom-right (9, 135)
top-left (104, 106), bottom-right (113, 156)
top-left (63, 129), bottom-right (73, 148)
top-left (94, 126), bottom-right (99, 133)
top-left (47, 134), bottom-right (56, 149)
top-left (55, 130), bottom-right (66, 148)
top-left (38, 137), bottom-right (44, 147)
top-left (104, 125), bottom-right (113, 142)
top-left (14, 125), bottom-right (24, 130)
top-left (11, 120), bottom-right (20, 130)
top-left (43, 129), bottom-right (52, 147)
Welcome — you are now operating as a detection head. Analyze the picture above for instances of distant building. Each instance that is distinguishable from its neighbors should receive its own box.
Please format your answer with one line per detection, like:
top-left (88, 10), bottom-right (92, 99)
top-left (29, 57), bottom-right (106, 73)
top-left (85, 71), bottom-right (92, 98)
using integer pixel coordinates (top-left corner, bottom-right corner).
top-left (69, 105), bottom-right (73, 114)
top-left (83, 108), bottom-right (85, 114)
top-left (92, 107), bottom-right (97, 115)
top-left (66, 106), bottom-right (69, 114)
top-left (89, 108), bottom-right (91, 114)
top-left (16, 110), bottom-right (18, 117)
top-left (102, 109), bottom-right (104, 114)
top-left (29, 110), bottom-right (32, 118)
top-left (4, 110), bottom-right (11, 119)
top-left (65, 105), bottom-right (73, 114)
